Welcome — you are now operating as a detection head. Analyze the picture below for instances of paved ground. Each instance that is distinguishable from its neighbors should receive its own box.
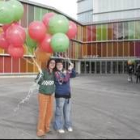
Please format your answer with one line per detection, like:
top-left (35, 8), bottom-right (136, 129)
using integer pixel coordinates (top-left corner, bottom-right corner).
top-left (0, 74), bottom-right (140, 139)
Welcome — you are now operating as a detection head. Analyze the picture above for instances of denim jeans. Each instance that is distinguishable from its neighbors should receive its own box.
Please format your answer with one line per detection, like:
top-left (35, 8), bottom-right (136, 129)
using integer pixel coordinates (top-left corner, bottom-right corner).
top-left (53, 98), bottom-right (72, 130)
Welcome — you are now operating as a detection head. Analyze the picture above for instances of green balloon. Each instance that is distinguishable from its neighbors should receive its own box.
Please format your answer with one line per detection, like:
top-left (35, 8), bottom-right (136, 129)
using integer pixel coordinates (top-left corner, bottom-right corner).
top-left (49, 15), bottom-right (69, 35)
top-left (8, 0), bottom-right (24, 21)
top-left (26, 30), bottom-right (37, 49)
top-left (0, 2), bottom-right (14, 24)
top-left (51, 33), bottom-right (70, 52)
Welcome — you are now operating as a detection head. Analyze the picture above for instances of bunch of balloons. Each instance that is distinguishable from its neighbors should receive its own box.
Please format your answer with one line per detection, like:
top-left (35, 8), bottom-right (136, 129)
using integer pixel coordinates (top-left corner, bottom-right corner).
top-left (0, 0), bottom-right (25, 59)
top-left (0, 0), bottom-right (78, 61)
top-left (28, 12), bottom-right (78, 62)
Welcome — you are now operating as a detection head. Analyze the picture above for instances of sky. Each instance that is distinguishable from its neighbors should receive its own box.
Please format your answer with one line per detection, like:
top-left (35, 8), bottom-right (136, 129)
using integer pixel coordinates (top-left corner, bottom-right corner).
top-left (29, 0), bottom-right (77, 20)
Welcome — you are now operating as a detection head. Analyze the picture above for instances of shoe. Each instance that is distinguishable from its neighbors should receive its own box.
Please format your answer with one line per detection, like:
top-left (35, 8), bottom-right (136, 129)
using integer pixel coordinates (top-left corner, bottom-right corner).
top-left (57, 129), bottom-right (65, 133)
top-left (67, 127), bottom-right (73, 132)
top-left (37, 130), bottom-right (45, 137)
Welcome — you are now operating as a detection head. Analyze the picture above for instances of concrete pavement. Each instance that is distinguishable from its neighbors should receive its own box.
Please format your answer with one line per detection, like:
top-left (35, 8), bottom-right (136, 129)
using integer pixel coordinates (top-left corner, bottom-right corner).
top-left (0, 74), bottom-right (140, 139)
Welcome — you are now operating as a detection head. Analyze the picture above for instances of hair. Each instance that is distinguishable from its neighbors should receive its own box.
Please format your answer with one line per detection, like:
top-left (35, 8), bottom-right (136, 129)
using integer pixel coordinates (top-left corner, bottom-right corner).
top-left (46, 58), bottom-right (56, 69)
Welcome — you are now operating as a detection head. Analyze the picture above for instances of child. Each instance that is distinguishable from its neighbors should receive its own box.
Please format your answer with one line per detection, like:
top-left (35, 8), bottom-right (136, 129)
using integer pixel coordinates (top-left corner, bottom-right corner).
top-left (53, 59), bottom-right (76, 133)
top-left (35, 58), bottom-right (56, 137)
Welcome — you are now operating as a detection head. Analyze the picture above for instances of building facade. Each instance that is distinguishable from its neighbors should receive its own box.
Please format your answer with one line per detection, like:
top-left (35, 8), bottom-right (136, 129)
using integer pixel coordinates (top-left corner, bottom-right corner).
top-left (93, 0), bottom-right (140, 22)
top-left (0, 0), bottom-right (140, 75)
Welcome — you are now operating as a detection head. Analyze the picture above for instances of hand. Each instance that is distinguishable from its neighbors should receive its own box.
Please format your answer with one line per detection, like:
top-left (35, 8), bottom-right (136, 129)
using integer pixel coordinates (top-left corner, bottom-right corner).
top-left (68, 63), bottom-right (74, 71)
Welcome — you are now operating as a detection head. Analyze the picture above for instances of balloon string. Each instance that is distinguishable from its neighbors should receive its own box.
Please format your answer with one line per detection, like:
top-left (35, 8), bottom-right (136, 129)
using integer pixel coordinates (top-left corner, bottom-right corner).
top-left (23, 57), bottom-right (34, 65)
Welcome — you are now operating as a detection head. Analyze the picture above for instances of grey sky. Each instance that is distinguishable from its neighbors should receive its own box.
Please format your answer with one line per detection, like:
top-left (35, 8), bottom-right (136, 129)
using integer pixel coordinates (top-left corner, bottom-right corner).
top-left (29, 0), bottom-right (77, 19)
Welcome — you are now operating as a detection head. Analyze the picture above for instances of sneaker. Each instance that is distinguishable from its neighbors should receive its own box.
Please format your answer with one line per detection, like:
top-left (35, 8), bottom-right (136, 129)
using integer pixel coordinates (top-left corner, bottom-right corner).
top-left (67, 127), bottom-right (73, 132)
top-left (57, 129), bottom-right (65, 133)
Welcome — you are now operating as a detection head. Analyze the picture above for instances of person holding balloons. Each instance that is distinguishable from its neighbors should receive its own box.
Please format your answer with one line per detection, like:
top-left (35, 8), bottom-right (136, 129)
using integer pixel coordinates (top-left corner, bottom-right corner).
top-left (35, 58), bottom-right (56, 137)
top-left (53, 59), bottom-right (76, 133)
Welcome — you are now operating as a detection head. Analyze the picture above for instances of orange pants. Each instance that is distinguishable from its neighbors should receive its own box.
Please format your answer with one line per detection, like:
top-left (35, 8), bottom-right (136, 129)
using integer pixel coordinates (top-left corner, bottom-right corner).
top-left (37, 93), bottom-right (54, 135)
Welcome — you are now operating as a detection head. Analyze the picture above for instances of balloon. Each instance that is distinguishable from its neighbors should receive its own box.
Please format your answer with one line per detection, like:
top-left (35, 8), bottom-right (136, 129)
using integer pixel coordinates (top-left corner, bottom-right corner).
top-left (8, 0), bottom-right (24, 21)
top-left (35, 48), bottom-right (52, 62)
top-left (2, 23), bottom-right (12, 32)
top-left (43, 12), bottom-right (55, 28)
top-left (28, 21), bottom-right (46, 42)
top-left (66, 21), bottom-right (78, 39)
top-left (8, 45), bottom-right (24, 59)
top-left (0, 33), bottom-right (9, 50)
top-left (2, 22), bottom-right (19, 32)
top-left (0, 2), bottom-right (14, 24)
top-left (26, 30), bottom-right (37, 49)
top-left (6, 24), bottom-right (26, 47)
top-left (48, 14), bottom-right (69, 35)
top-left (51, 33), bottom-right (70, 52)
top-left (39, 34), bottom-right (53, 53)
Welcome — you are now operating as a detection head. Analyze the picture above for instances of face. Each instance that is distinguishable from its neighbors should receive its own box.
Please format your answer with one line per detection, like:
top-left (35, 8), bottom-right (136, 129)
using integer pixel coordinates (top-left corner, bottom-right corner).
top-left (49, 60), bottom-right (56, 70)
top-left (56, 63), bottom-right (63, 71)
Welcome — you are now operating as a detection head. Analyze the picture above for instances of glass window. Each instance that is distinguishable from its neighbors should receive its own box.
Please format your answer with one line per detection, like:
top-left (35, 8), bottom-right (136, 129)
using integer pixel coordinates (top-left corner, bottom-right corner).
top-left (91, 62), bottom-right (95, 74)
top-left (81, 61), bottom-right (86, 74)
top-left (96, 25), bottom-right (102, 41)
top-left (21, 4), bottom-right (28, 27)
top-left (124, 42), bottom-right (129, 57)
top-left (92, 25), bottom-right (96, 41)
top-left (28, 5), bottom-right (34, 26)
top-left (101, 61), bottom-right (106, 74)
top-left (124, 22), bottom-right (128, 39)
top-left (113, 23), bottom-right (118, 40)
top-left (113, 42), bottom-right (118, 57)
top-left (102, 43), bottom-right (107, 57)
top-left (108, 24), bottom-right (113, 40)
top-left (107, 43), bottom-right (112, 57)
top-left (97, 43), bottom-right (101, 57)
top-left (34, 7), bottom-right (41, 21)
top-left (118, 22), bottom-right (123, 40)
top-left (107, 61), bottom-right (111, 74)
top-left (96, 61), bottom-right (100, 74)
top-left (0, 57), bottom-right (3, 73)
top-left (135, 21), bottom-right (140, 39)
top-left (128, 22), bottom-right (135, 39)
top-left (102, 24), bottom-right (108, 40)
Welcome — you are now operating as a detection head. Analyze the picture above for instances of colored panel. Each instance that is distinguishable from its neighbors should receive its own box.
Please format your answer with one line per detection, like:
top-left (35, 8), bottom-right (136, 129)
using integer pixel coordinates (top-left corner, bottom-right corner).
top-left (102, 24), bottom-right (107, 40)
top-left (27, 58), bottom-right (34, 72)
top-left (124, 42), bottom-right (129, 57)
top-left (91, 43), bottom-right (97, 56)
top-left (34, 7), bottom-right (41, 21)
top-left (108, 24), bottom-right (113, 40)
top-left (12, 58), bottom-right (20, 73)
top-left (129, 42), bottom-right (135, 56)
top-left (124, 22), bottom-right (128, 39)
top-left (135, 42), bottom-right (140, 57)
top-left (20, 58), bottom-right (27, 73)
top-left (87, 44), bottom-right (92, 55)
top-left (118, 42), bottom-right (123, 57)
top-left (0, 57), bottom-right (3, 73)
top-left (87, 26), bottom-right (92, 41)
top-left (21, 4), bottom-right (28, 28)
top-left (42, 9), bottom-right (49, 16)
top-left (92, 25), bottom-right (96, 41)
top-left (135, 21), bottom-right (140, 39)
top-left (96, 25), bottom-right (102, 41)
top-left (28, 5), bottom-right (34, 25)
top-left (107, 43), bottom-right (112, 57)
top-left (118, 23), bottom-right (123, 40)
top-left (97, 43), bottom-right (101, 57)
top-left (83, 26), bottom-right (87, 42)
top-left (102, 43), bottom-right (107, 57)
top-left (113, 42), bottom-right (118, 57)
top-left (128, 22), bottom-right (135, 39)
top-left (4, 57), bottom-right (11, 73)
top-left (0, 48), bottom-right (4, 54)
top-left (113, 23), bottom-right (118, 40)
top-left (82, 44), bottom-right (87, 57)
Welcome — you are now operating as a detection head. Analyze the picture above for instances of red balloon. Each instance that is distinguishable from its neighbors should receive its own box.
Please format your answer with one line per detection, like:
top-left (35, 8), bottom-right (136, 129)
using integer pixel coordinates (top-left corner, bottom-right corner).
top-left (28, 21), bottom-right (46, 42)
top-left (2, 24), bottom-right (11, 32)
top-left (8, 45), bottom-right (24, 59)
top-left (2, 22), bottom-right (20, 32)
top-left (39, 34), bottom-right (53, 53)
top-left (6, 24), bottom-right (26, 47)
top-left (0, 33), bottom-right (9, 50)
top-left (43, 12), bottom-right (55, 28)
top-left (66, 21), bottom-right (78, 39)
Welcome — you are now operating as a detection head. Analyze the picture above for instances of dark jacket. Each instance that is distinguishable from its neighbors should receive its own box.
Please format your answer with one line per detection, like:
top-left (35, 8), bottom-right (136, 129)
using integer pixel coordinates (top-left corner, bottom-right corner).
top-left (127, 65), bottom-right (134, 74)
top-left (35, 69), bottom-right (55, 95)
top-left (136, 64), bottom-right (140, 76)
top-left (54, 69), bottom-right (76, 98)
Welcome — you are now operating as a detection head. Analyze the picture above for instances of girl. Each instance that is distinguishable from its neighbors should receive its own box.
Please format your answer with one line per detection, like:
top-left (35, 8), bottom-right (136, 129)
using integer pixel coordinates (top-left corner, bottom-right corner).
top-left (35, 58), bottom-right (56, 137)
top-left (53, 59), bottom-right (76, 133)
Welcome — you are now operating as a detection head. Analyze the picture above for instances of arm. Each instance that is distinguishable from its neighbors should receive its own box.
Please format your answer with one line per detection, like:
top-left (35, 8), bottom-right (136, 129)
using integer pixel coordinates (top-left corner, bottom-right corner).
top-left (35, 71), bottom-right (44, 85)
